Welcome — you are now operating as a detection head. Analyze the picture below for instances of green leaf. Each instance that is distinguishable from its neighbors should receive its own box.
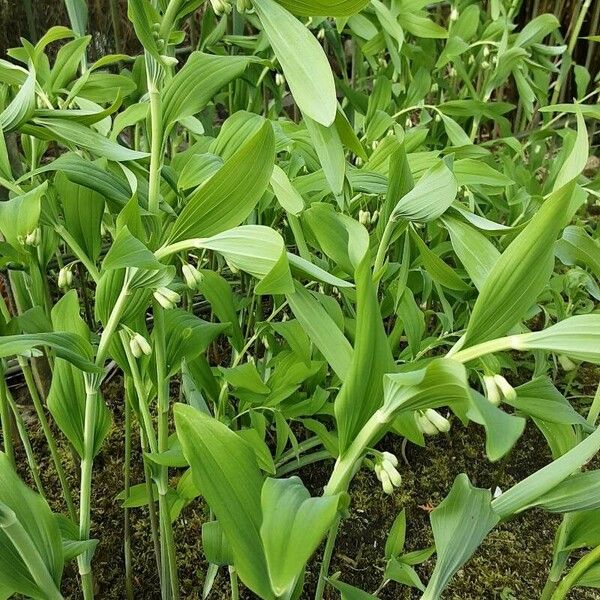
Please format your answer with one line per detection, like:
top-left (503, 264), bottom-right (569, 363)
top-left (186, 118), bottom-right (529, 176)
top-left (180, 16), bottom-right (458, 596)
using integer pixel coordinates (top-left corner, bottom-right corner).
top-left (410, 228), bottom-right (471, 292)
top-left (174, 404), bottom-right (273, 599)
top-left (335, 255), bottom-right (395, 451)
top-left (56, 173), bottom-right (105, 262)
top-left (0, 65), bottom-right (36, 132)
top-left (162, 52), bottom-right (255, 131)
top-left (163, 309), bottom-right (228, 377)
top-left (304, 116), bottom-right (346, 196)
top-left (555, 225), bottom-right (600, 278)
top-left (199, 226), bottom-right (294, 295)
top-left (260, 477), bottom-right (339, 595)
top-left (522, 471), bottom-right (600, 513)
top-left (253, 0), bottom-right (336, 126)
top-left (462, 182), bottom-right (575, 348)
top-left (0, 332), bottom-right (98, 372)
top-left (47, 291), bottom-right (111, 457)
top-left (327, 579), bottom-right (377, 599)
top-left (385, 509), bottom-right (406, 558)
top-left (103, 227), bottom-right (161, 271)
top-left (492, 426), bottom-right (600, 519)
top-left (553, 110), bottom-right (587, 191)
top-left (33, 118), bottom-right (149, 162)
top-left (391, 159), bottom-right (457, 223)
top-left (0, 182), bottom-right (45, 253)
top-left (421, 474), bottom-right (498, 599)
top-left (274, 0), bottom-right (369, 17)
top-left (287, 283), bottom-right (353, 380)
top-left (0, 453), bottom-right (64, 600)
top-left (167, 120), bottom-right (275, 242)
top-left (443, 216), bottom-right (499, 291)
top-left (270, 165), bottom-right (304, 215)
top-left (382, 359), bottom-right (470, 416)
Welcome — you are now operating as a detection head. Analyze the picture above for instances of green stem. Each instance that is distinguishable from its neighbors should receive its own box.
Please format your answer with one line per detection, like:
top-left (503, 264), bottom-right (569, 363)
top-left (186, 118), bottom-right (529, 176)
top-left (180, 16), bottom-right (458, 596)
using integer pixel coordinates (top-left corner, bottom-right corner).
top-left (551, 544), bottom-right (600, 600)
top-left (373, 220), bottom-right (396, 280)
top-left (19, 358), bottom-right (77, 522)
top-left (551, 0), bottom-right (591, 105)
top-left (314, 514), bottom-right (341, 600)
top-left (3, 380), bottom-right (45, 496)
top-left (124, 383), bottom-right (134, 600)
top-left (154, 302), bottom-right (180, 599)
top-left (0, 371), bottom-right (15, 468)
top-left (229, 566), bottom-right (240, 600)
top-left (148, 87), bottom-right (164, 216)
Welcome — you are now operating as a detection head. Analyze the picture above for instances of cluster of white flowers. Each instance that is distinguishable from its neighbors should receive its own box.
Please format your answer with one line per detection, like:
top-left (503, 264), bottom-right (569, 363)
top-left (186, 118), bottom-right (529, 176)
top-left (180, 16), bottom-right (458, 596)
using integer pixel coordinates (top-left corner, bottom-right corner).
top-left (374, 451), bottom-right (402, 495)
top-left (416, 408), bottom-right (451, 436)
top-left (483, 374), bottom-right (516, 405)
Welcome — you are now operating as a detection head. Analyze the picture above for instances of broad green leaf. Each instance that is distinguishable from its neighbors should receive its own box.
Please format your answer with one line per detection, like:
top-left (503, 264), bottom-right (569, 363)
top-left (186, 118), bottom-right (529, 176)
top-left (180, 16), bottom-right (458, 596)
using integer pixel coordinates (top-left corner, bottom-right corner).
top-left (64, 0), bottom-right (88, 36)
top-left (421, 474), bottom-right (498, 599)
top-left (510, 315), bottom-right (600, 364)
top-left (382, 359), bottom-right (470, 417)
top-left (0, 65), bottom-right (36, 132)
top-left (462, 182), bottom-right (575, 348)
top-left (335, 255), bottom-right (395, 451)
top-left (270, 165), bottom-right (304, 215)
top-left (410, 228), bottom-right (471, 292)
top-left (0, 182), bottom-right (45, 253)
top-left (253, 0), bottom-right (337, 127)
top-left (162, 309), bottom-right (228, 377)
top-left (287, 283), bottom-right (353, 380)
top-left (275, 0), bottom-right (369, 16)
top-left (288, 253), bottom-right (354, 289)
top-left (47, 291), bottom-right (111, 457)
top-left (467, 391), bottom-right (525, 462)
top-left (522, 471), bottom-right (600, 513)
top-left (555, 225), bottom-right (600, 278)
top-left (197, 269), bottom-right (244, 352)
top-left (0, 453), bottom-right (64, 600)
top-left (0, 332), bottom-right (98, 372)
top-left (515, 14), bottom-right (559, 47)
top-left (327, 579), bottom-right (377, 599)
top-left (32, 118), bottom-right (149, 162)
top-left (443, 216), bottom-right (500, 290)
top-left (553, 110), bottom-right (587, 191)
top-left (385, 509), bottom-right (406, 558)
top-left (199, 226), bottom-right (294, 295)
top-left (492, 426), bottom-right (600, 519)
top-left (174, 404), bottom-right (273, 599)
top-left (56, 173), bottom-right (105, 262)
top-left (102, 227), bottom-right (161, 271)
top-left (167, 120), bottom-right (275, 242)
top-left (391, 159), bottom-right (457, 223)
top-left (304, 116), bottom-right (346, 196)
top-left (261, 477), bottom-right (339, 595)
top-left (162, 52), bottom-right (255, 130)
top-left (46, 36), bottom-right (90, 93)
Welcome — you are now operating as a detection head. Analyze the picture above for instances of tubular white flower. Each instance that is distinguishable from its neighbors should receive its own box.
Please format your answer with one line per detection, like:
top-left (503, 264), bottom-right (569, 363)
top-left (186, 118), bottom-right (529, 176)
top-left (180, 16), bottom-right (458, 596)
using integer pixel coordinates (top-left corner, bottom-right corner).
top-left (425, 408), bottom-right (451, 433)
top-left (153, 287), bottom-right (181, 309)
top-left (25, 228), bottom-right (41, 247)
top-left (417, 411), bottom-right (439, 436)
top-left (381, 460), bottom-right (402, 487)
top-left (483, 375), bottom-right (501, 405)
top-left (58, 266), bottom-right (73, 290)
top-left (494, 375), bottom-right (516, 402)
top-left (131, 333), bottom-right (152, 358)
top-left (380, 469), bottom-right (393, 494)
top-left (381, 451), bottom-right (398, 467)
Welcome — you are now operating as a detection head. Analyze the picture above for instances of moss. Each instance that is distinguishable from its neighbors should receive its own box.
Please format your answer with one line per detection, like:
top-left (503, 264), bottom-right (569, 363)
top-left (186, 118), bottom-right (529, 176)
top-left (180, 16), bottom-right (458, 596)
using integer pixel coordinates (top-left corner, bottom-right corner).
top-left (6, 376), bottom-right (600, 599)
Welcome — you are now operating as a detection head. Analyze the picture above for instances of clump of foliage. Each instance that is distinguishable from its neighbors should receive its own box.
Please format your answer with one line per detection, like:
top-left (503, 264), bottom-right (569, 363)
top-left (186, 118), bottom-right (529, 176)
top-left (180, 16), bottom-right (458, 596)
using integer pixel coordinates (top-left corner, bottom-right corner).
top-left (0, 1), bottom-right (599, 599)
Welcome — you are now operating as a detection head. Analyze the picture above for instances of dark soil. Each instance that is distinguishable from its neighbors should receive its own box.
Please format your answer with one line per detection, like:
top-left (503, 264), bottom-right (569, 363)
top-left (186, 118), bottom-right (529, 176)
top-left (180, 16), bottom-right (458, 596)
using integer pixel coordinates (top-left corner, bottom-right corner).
top-left (5, 365), bottom-right (600, 600)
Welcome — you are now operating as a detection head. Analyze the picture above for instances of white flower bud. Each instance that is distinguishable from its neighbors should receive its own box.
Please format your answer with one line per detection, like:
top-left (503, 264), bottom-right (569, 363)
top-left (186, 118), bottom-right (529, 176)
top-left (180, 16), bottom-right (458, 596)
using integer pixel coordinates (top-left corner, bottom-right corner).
top-left (405, 117), bottom-right (412, 128)
top-left (25, 228), bottom-right (41, 247)
top-left (481, 60), bottom-right (490, 70)
top-left (468, 54), bottom-right (475, 65)
top-left (370, 210), bottom-right (379, 224)
top-left (374, 463), bottom-right (383, 481)
top-left (58, 266), bottom-right (73, 290)
top-left (210, 0), bottom-right (232, 14)
top-left (182, 264), bottom-right (201, 290)
top-left (153, 287), bottom-right (180, 309)
top-left (382, 451), bottom-right (398, 467)
top-left (417, 411), bottom-right (439, 436)
top-left (358, 209), bottom-right (370, 225)
top-left (317, 28), bottom-right (326, 40)
top-left (483, 46), bottom-right (490, 58)
top-left (371, 140), bottom-right (379, 151)
top-left (381, 460), bottom-right (402, 487)
top-left (425, 409), bottom-right (451, 433)
top-left (130, 333), bottom-right (152, 358)
top-left (431, 82), bottom-right (439, 93)
top-left (483, 375), bottom-right (501, 405)
top-left (450, 6), bottom-right (459, 21)
top-left (275, 73), bottom-right (285, 87)
top-left (236, 0), bottom-right (252, 12)
top-left (355, 156), bottom-right (363, 167)
top-left (494, 375), bottom-right (516, 402)
top-left (448, 67), bottom-right (457, 77)
top-left (380, 469), bottom-right (394, 494)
